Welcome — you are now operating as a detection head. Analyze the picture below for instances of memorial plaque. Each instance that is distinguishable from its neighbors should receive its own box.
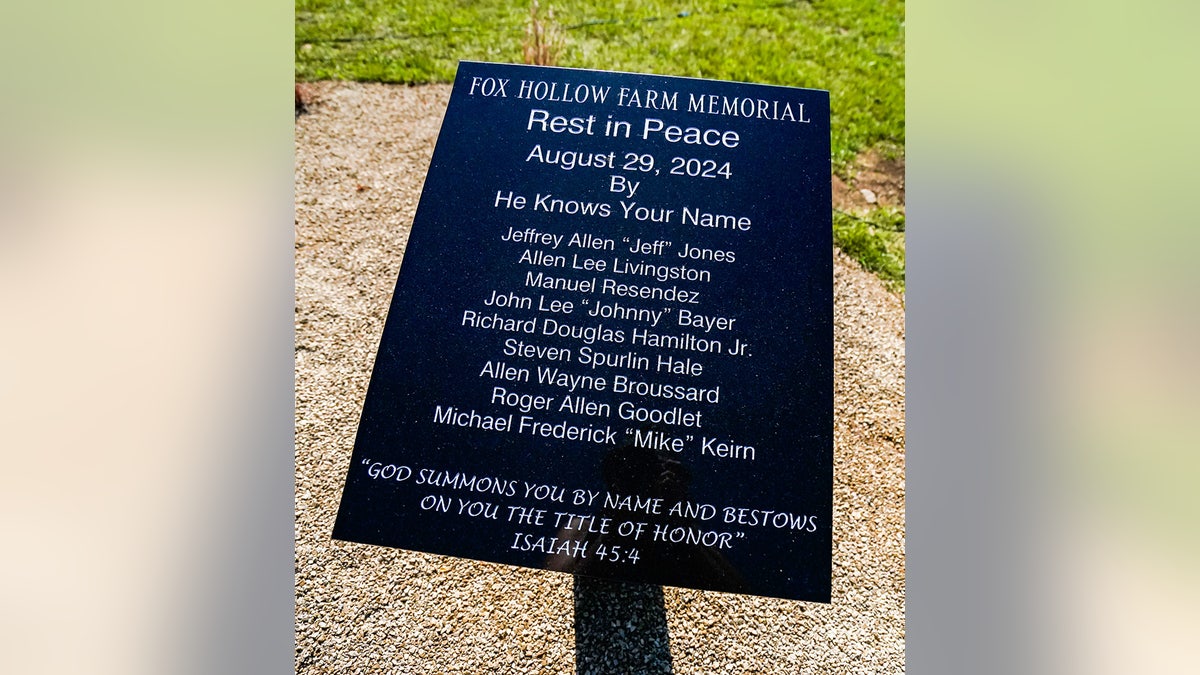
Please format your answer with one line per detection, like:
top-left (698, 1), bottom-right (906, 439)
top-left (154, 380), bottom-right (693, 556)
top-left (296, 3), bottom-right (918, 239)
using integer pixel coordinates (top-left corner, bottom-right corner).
top-left (332, 62), bottom-right (833, 602)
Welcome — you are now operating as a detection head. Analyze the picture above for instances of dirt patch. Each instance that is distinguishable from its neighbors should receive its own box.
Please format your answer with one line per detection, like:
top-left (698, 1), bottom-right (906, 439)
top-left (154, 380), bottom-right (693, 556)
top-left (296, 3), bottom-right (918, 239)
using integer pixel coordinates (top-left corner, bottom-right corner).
top-left (832, 149), bottom-right (905, 213)
top-left (295, 84), bottom-right (309, 117)
top-left (295, 82), bottom-right (327, 117)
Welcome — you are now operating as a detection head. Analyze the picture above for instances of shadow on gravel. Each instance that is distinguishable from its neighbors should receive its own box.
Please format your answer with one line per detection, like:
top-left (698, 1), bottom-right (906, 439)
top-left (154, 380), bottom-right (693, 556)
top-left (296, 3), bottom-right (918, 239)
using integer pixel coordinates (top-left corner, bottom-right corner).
top-left (574, 577), bottom-right (674, 674)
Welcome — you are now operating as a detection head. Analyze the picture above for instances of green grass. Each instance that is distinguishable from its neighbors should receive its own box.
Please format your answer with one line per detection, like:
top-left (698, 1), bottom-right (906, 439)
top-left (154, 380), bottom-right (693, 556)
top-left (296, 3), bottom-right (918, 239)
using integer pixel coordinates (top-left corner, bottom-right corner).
top-left (297, 0), bottom-right (903, 171)
top-left (833, 207), bottom-right (905, 293)
top-left (297, 0), bottom-right (905, 290)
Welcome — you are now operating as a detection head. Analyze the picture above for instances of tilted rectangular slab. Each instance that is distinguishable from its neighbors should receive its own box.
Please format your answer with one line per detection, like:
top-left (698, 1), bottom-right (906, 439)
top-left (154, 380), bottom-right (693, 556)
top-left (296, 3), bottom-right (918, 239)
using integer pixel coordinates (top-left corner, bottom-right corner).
top-left (333, 61), bottom-right (833, 603)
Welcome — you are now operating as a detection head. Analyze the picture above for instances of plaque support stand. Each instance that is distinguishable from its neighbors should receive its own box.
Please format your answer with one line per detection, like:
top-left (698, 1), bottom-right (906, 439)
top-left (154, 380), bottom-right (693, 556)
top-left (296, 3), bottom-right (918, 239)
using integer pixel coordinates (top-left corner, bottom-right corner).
top-left (573, 576), bottom-right (673, 673)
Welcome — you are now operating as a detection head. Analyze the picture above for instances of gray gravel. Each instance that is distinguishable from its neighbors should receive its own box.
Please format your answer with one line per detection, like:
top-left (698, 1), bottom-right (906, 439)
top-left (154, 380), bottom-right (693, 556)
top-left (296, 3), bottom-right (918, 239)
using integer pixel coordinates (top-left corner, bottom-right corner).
top-left (296, 81), bottom-right (905, 674)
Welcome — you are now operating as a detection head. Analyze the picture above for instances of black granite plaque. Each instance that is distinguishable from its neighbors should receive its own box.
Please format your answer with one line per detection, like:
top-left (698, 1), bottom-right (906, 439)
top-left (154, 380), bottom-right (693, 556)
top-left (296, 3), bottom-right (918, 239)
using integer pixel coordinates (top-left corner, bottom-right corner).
top-left (332, 62), bottom-right (833, 603)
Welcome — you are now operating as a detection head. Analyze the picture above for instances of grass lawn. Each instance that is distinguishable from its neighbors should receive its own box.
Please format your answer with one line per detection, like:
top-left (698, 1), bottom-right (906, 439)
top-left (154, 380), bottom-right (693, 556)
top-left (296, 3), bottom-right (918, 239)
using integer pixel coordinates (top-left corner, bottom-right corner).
top-left (296, 0), bottom-right (904, 290)
top-left (833, 207), bottom-right (905, 292)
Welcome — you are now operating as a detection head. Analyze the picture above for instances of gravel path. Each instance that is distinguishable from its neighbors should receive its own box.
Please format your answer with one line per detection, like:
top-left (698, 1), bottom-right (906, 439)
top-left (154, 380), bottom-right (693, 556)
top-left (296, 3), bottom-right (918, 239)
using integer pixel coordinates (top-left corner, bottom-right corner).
top-left (295, 82), bottom-right (905, 674)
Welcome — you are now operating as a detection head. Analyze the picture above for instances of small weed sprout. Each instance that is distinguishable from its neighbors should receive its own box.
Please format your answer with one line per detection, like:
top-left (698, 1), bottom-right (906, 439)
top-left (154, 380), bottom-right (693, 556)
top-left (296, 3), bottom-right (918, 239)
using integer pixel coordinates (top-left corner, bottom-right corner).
top-left (523, 0), bottom-right (563, 66)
